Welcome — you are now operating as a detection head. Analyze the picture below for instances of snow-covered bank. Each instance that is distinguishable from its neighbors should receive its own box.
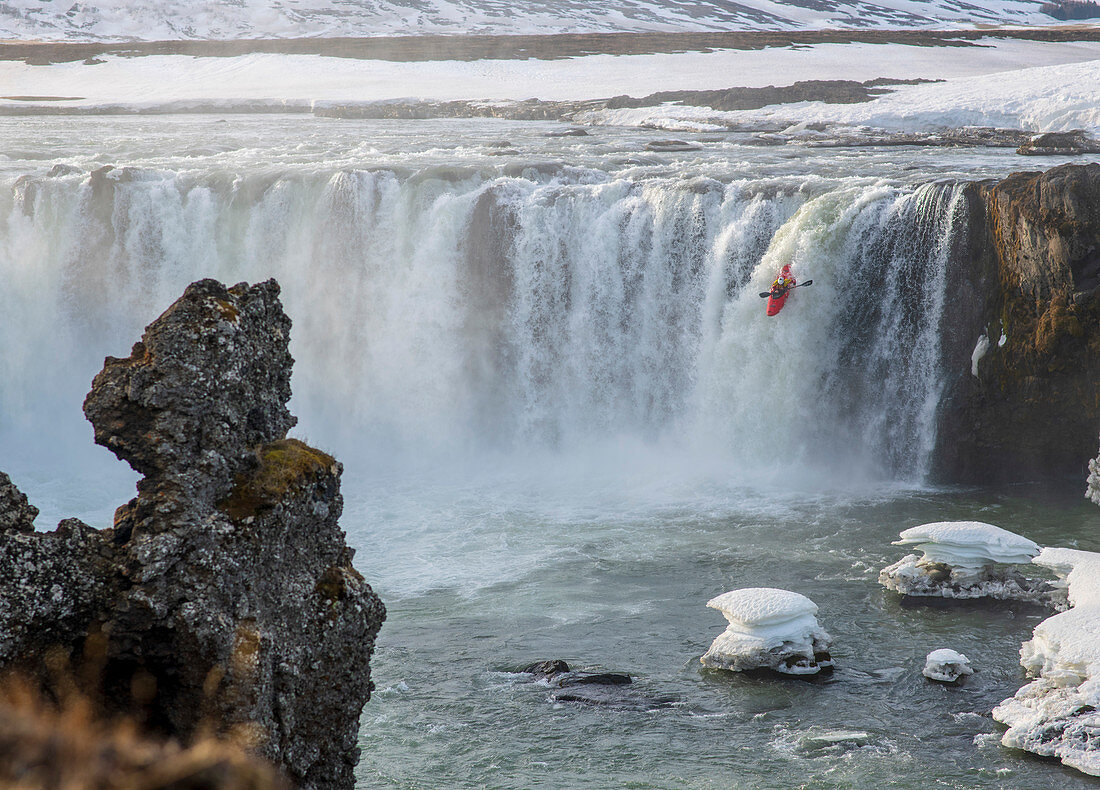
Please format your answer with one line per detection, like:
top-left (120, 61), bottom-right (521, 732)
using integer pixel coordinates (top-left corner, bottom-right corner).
top-left (993, 547), bottom-right (1100, 776)
top-left (2, 38), bottom-right (1099, 114)
top-left (0, 0), bottom-right (1077, 41)
top-left (581, 57), bottom-right (1100, 135)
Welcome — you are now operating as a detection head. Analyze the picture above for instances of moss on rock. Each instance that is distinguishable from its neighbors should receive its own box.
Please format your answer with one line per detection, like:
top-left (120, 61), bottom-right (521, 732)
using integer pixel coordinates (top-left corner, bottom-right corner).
top-left (218, 439), bottom-right (336, 521)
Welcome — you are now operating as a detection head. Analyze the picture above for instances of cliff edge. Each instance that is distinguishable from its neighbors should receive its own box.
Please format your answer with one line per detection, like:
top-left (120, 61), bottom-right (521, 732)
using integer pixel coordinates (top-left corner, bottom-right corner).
top-left (937, 163), bottom-right (1100, 483)
top-left (0, 279), bottom-right (385, 789)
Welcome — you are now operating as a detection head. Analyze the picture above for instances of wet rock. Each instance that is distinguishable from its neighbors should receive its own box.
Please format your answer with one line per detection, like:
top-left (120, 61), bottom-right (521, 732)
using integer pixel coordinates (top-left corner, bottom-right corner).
top-left (1017, 130), bottom-right (1100, 156)
top-left (516, 660), bottom-right (669, 709)
top-left (0, 279), bottom-right (385, 789)
top-left (520, 659), bottom-right (570, 678)
top-left (545, 127), bottom-right (589, 137)
top-left (645, 139), bottom-right (702, 152)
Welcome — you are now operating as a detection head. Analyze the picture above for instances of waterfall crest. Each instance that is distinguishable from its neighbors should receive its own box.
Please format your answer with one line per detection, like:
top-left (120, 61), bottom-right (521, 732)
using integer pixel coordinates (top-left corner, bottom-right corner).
top-left (0, 165), bottom-right (966, 482)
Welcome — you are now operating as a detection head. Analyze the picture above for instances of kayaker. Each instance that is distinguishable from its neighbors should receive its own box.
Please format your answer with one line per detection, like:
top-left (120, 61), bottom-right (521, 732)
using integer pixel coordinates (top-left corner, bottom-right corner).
top-left (770, 267), bottom-right (796, 297)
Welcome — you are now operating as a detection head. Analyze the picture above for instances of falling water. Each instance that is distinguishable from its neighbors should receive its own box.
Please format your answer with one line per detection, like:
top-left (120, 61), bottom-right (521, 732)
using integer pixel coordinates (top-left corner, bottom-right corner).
top-left (1, 163), bottom-right (965, 480)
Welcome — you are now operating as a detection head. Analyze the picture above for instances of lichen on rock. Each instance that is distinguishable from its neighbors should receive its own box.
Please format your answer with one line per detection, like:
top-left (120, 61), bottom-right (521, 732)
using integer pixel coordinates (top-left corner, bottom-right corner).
top-left (0, 278), bottom-right (385, 789)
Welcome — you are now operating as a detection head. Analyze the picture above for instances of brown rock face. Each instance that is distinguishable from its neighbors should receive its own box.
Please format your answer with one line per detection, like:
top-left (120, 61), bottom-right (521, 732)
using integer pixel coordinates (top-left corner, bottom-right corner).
top-left (0, 279), bottom-right (385, 789)
top-left (935, 163), bottom-right (1100, 482)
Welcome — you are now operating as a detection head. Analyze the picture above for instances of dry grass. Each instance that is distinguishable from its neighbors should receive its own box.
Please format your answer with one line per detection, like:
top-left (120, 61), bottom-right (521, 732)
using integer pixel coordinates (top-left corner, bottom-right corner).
top-left (0, 668), bottom-right (287, 790)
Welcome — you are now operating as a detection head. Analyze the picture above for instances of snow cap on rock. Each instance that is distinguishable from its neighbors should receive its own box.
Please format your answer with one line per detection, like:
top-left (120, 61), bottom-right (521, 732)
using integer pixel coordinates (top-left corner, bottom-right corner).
top-left (923, 648), bottom-right (973, 682)
top-left (893, 521), bottom-right (1039, 571)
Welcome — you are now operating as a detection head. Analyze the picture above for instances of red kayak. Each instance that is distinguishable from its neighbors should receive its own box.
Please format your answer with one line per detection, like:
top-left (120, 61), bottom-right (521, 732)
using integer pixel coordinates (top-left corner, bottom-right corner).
top-left (765, 265), bottom-right (796, 317)
top-left (765, 290), bottom-right (790, 316)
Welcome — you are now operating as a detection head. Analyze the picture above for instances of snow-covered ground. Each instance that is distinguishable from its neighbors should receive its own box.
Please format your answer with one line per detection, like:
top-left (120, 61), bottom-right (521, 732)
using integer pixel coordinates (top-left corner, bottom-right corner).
top-left (582, 57), bottom-right (1100, 134)
top-left (3, 37), bottom-right (1100, 139)
top-left (0, 0), bottom-right (1075, 41)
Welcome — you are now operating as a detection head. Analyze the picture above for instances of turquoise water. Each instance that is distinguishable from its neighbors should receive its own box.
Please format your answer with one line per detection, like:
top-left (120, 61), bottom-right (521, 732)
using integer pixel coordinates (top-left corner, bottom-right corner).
top-left (346, 470), bottom-right (1100, 789)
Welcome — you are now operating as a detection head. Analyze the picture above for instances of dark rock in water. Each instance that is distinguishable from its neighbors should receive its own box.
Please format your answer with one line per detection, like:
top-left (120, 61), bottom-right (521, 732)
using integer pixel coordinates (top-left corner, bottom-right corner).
top-left (516, 660), bottom-right (666, 710)
top-left (645, 139), bottom-right (702, 152)
top-left (1017, 130), bottom-right (1100, 156)
top-left (1, 278), bottom-right (385, 789)
top-left (936, 163), bottom-right (1100, 483)
top-left (521, 659), bottom-right (571, 678)
top-left (556, 672), bottom-right (633, 687)
top-left (0, 472), bottom-right (38, 533)
top-left (545, 127), bottom-right (590, 137)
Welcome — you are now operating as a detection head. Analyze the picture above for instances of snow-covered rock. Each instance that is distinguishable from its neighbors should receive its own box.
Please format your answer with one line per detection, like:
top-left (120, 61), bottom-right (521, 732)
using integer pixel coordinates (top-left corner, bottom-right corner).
top-left (1087, 437), bottom-right (1100, 505)
top-left (923, 648), bottom-right (973, 682)
top-left (878, 521), bottom-right (1045, 601)
top-left (700, 588), bottom-right (833, 675)
top-left (993, 547), bottom-right (1100, 778)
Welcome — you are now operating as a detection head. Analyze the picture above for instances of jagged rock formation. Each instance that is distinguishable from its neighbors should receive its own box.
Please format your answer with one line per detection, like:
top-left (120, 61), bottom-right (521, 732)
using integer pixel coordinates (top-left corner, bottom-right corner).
top-left (936, 163), bottom-right (1100, 482)
top-left (0, 279), bottom-right (385, 789)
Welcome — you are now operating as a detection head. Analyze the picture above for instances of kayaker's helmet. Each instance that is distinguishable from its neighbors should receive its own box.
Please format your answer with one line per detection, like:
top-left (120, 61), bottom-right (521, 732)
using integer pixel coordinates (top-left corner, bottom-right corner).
top-left (777, 277), bottom-right (786, 285)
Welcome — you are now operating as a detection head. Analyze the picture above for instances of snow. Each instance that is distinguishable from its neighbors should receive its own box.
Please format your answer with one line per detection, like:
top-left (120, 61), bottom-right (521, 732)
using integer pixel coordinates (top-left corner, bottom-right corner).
top-left (579, 57), bottom-right (1100, 136)
top-left (923, 648), bottom-right (974, 682)
top-left (2, 38), bottom-right (1099, 114)
top-left (971, 334), bottom-right (990, 378)
top-left (701, 587), bottom-right (833, 675)
top-left (1087, 439), bottom-right (1100, 505)
top-left (879, 521), bottom-right (1045, 600)
top-left (893, 521), bottom-right (1040, 572)
top-left (994, 547), bottom-right (1100, 777)
top-left (0, 0), bottom-right (1075, 41)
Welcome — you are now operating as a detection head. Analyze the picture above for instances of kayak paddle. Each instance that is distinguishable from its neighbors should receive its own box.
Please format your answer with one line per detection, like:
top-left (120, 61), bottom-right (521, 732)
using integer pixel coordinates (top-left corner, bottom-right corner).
top-left (758, 279), bottom-right (813, 298)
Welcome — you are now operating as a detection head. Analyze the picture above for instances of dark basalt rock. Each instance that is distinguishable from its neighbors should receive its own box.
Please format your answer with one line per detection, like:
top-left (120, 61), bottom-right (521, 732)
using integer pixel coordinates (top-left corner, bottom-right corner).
top-left (0, 279), bottom-right (385, 789)
top-left (0, 472), bottom-right (38, 533)
top-left (515, 660), bottom-right (673, 709)
top-left (935, 163), bottom-right (1100, 483)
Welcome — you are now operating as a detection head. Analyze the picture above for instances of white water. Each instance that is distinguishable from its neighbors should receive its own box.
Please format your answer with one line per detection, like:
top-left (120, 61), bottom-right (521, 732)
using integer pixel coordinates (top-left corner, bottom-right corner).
top-left (0, 127), bottom-right (966, 505)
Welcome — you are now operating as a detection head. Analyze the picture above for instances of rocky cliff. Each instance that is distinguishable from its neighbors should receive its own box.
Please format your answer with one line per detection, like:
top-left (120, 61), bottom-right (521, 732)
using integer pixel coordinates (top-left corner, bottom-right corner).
top-left (0, 279), bottom-right (385, 789)
top-left (936, 163), bottom-right (1100, 483)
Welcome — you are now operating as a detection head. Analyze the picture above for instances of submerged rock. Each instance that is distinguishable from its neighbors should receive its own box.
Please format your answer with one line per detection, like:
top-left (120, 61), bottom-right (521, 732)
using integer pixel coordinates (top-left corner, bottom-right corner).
top-left (0, 279), bottom-right (385, 789)
top-left (700, 588), bottom-right (833, 676)
top-left (879, 521), bottom-right (1046, 601)
top-left (922, 648), bottom-right (973, 682)
top-left (516, 660), bottom-right (671, 710)
top-left (644, 139), bottom-right (702, 152)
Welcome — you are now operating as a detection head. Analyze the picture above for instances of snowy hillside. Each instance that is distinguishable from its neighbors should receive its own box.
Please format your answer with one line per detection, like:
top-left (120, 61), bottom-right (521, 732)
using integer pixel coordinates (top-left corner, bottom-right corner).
top-left (0, 0), bottom-right (1069, 42)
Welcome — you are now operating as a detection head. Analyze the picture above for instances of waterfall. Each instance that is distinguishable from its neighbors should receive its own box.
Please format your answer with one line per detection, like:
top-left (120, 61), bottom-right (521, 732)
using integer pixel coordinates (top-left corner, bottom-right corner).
top-left (0, 164), bottom-right (965, 484)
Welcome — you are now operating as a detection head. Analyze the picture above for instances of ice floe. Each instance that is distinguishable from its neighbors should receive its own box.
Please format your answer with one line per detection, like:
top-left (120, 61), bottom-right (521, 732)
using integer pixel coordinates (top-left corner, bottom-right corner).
top-left (923, 648), bottom-right (973, 682)
top-left (878, 521), bottom-right (1046, 601)
top-left (701, 587), bottom-right (833, 675)
top-left (993, 547), bottom-right (1100, 777)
